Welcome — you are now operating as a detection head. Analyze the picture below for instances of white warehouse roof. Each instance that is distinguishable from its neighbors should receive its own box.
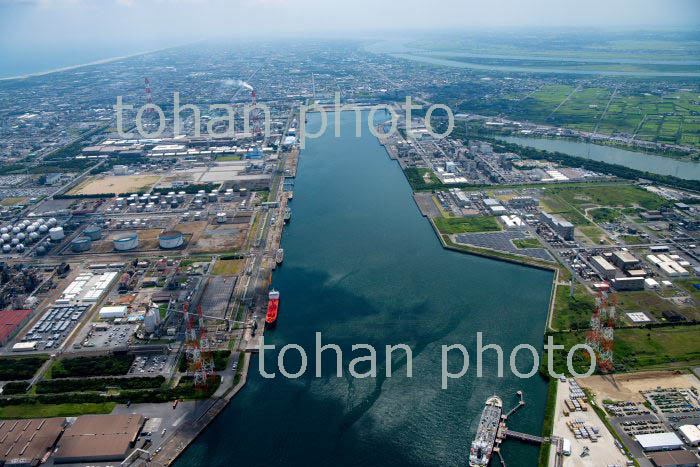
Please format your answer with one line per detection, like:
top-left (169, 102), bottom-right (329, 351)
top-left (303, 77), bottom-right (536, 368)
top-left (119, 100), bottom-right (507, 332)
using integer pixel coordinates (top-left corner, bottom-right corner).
top-left (678, 425), bottom-right (700, 445)
top-left (635, 432), bottom-right (683, 451)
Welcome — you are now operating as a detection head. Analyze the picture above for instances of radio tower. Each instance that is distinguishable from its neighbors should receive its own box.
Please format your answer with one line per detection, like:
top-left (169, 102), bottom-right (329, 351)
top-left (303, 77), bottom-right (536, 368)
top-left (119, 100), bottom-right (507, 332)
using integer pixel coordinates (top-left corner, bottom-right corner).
top-left (144, 78), bottom-right (155, 113)
top-left (599, 294), bottom-right (616, 373)
top-left (586, 286), bottom-right (616, 373)
top-left (182, 303), bottom-right (216, 392)
top-left (250, 90), bottom-right (263, 137)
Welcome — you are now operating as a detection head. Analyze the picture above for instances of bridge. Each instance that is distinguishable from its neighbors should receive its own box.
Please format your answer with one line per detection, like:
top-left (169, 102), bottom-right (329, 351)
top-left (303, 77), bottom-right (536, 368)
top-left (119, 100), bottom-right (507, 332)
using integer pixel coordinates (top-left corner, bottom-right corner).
top-left (504, 429), bottom-right (548, 444)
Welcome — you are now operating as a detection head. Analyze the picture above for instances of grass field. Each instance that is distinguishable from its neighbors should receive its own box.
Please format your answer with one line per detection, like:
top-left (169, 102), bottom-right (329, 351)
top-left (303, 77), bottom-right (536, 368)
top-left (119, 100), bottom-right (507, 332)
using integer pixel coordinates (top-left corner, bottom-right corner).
top-left (540, 194), bottom-right (591, 226)
top-left (215, 154), bottom-right (242, 161)
top-left (0, 402), bottom-right (116, 419)
top-left (552, 284), bottom-right (595, 331)
top-left (212, 258), bottom-right (244, 275)
top-left (433, 216), bottom-right (502, 234)
top-left (676, 279), bottom-right (700, 301)
top-left (551, 325), bottom-right (700, 374)
top-left (513, 237), bottom-right (542, 249)
top-left (579, 226), bottom-right (610, 244)
top-left (549, 185), bottom-right (669, 210)
top-left (0, 197), bottom-right (28, 206)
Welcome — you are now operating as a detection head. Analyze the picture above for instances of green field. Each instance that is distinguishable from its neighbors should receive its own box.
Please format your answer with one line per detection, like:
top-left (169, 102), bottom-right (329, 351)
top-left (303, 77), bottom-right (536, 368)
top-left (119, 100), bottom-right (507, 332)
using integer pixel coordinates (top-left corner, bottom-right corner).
top-left (0, 402), bottom-right (116, 419)
top-left (433, 216), bottom-right (502, 234)
top-left (548, 185), bottom-right (669, 210)
top-left (550, 324), bottom-right (700, 374)
top-left (513, 237), bottom-right (542, 249)
top-left (552, 284), bottom-right (596, 331)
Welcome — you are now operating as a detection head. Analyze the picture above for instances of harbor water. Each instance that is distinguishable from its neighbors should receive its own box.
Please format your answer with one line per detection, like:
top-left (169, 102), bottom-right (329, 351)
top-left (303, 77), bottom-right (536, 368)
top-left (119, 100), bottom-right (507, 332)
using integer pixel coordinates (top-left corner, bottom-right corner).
top-left (177, 111), bottom-right (554, 466)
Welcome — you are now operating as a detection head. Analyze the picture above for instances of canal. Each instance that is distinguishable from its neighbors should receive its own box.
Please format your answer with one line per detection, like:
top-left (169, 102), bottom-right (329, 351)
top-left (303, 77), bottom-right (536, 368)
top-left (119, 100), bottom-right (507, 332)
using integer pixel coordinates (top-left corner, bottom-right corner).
top-left (177, 111), bottom-right (554, 467)
top-left (498, 135), bottom-right (700, 181)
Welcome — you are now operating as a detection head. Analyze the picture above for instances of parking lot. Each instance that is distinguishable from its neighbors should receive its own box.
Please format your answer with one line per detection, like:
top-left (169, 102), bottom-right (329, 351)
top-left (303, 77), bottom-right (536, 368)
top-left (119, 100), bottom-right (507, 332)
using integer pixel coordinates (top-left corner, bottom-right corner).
top-left (455, 230), bottom-right (553, 261)
top-left (129, 354), bottom-right (173, 376)
top-left (77, 322), bottom-right (140, 350)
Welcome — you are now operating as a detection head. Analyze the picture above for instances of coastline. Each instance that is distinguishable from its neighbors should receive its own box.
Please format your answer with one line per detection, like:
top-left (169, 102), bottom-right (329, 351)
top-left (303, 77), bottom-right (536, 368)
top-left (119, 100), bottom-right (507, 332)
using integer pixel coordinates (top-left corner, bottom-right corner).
top-left (0, 42), bottom-right (195, 82)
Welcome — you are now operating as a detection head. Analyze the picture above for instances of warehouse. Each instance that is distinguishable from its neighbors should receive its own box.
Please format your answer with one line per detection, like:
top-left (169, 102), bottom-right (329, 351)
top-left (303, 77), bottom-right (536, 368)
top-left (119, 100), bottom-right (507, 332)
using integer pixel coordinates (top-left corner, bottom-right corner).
top-left (53, 414), bottom-right (145, 463)
top-left (648, 450), bottom-right (700, 467)
top-left (592, 256), bottom-right (618, 279)
top-left (0, 417), bottom-right (65, 466)
top-left (539, 212), bottom-right (574, 240)
top-left (635, 432), bottom-right (684, 451)
top-left (99, 305), bottom-right (127, 320)
top-left (678, 425), bottom-right (700, 446)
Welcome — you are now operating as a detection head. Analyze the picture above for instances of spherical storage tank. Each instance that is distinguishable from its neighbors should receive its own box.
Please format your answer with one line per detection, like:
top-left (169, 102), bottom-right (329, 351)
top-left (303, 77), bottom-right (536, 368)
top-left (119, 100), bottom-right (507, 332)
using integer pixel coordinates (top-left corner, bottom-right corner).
top-left (84, 224), bottom-right (102, 240)
top-left (114, 232), bottom-right (138, 251)
top-left (2, 245), bottom-right (10, 253)
top-left (158, 230), bottom-right (183, 249)
top-left (39, 225), bottom-right (48, 234)
top-left (49, 226), bottom-right (65, 241)
top-left (71, 236), bottom-right (91, 252)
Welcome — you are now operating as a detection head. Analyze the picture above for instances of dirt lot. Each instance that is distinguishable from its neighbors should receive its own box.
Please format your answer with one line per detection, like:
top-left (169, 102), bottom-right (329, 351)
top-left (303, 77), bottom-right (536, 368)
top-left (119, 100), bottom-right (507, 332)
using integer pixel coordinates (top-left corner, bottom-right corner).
top-left (578, 371), bottom-right (700, 403)
top-left (68, 175), bottom-right (160, 195)
top-left (189, 225), bottom-right (245, 253)
top-left (551, 379), bottom-right (630, 466)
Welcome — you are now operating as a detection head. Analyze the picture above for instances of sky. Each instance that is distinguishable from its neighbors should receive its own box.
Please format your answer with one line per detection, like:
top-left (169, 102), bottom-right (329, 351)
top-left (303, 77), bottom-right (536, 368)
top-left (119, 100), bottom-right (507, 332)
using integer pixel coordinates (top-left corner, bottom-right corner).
top-left (1, 0), bottom-right (700, 47)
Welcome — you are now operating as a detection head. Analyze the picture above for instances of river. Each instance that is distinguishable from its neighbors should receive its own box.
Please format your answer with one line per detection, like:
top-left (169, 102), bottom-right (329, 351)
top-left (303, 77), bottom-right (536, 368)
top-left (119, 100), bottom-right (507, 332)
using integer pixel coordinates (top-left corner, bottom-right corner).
top-left (498, 136), bottom-right (700, 181)
top-left (176, 111), bottom-right (554, 467)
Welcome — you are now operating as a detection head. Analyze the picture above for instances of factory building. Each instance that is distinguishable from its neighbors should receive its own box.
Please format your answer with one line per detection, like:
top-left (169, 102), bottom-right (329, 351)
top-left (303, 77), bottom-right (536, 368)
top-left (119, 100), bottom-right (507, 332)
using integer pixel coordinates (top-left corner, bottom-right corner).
top-left (539, 212), bottom-right (574, 240)
top-left (158, 230), bottom-right (184, 249)
top-left (612, 277), bottom-right (645, 291)
top-left (612, 250), bottom-right (640, 270)
top-left (635, 432), bottom-right (684, 452)
top-left (0, 417), bottom-right (65, 466)
top-left (648, 450), bottom-right (700, 467)
top-left (591, 256), bottom-right (617, 279)
top-left (0, 309), bottom-right (33, 346)
top-left (507, 196), bottom-right (537, 209)
top-left (53, 414), bottom-right (145, 464)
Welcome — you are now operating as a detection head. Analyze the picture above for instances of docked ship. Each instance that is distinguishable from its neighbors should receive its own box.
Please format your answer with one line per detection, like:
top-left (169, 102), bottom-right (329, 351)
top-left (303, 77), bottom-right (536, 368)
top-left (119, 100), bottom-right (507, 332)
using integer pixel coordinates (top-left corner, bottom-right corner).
top-left (469, 396), bottom-right (502, 466)
top-left (284, 207), bottom-right (292, 223)
top-left (276, 248), bottom-right (284, 264)
top-left (265, 290), bottom-right (280, 328)
top-left (287, 191), bottom-right (293, 201)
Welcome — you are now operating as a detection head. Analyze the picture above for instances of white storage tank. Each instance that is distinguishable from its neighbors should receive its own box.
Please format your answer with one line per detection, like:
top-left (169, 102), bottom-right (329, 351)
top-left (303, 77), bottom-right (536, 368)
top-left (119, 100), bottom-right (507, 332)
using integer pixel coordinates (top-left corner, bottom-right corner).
top-left (1, 233), bottom-right (9, 242)
top-left (28, 232), bottom-right (39, 242)
top-left (11, 227), bottom-right (20, 234)
top-left (2, 244), bottom-right (11, 253)
top-left (10, 238), bottom-right (19, 246)
top-left (26, 224), bottom-right (36, 233)
top-left (38, 225), bottom-right (48, 233)
top-left (15, 244), bottom-right (24, 253)
top-left (84, 224), bottom-right (102, 240)
top-left (49, 226), bottom-right (65, 241)
top-left (71, 236), bottom-right (91, 252)
top-left (47, 218), bottom-right (57, 227)
top-left (114, 232), bottom-right (138, 251)
top-left (216, 212), bottom-right (227, 223)
top-left (16, 233), bottom-right (25, 241)
top-left (159, 230), bottom-right (184, 249)
top-left (0, 227), bottom-right (7, 234)
top-left (116, 197), bottom-right (125, 206)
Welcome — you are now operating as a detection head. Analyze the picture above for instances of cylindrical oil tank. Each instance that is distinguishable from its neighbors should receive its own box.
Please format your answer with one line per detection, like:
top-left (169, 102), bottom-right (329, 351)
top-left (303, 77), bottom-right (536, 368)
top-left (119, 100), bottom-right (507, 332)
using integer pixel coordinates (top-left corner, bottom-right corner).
top-left (49, 226), bottom-right (65, 241)
top-left (216, 212), bottom-right (227, 223)
top-left (114, 232), bottom-right (138, 251)
top-left (71, 236), bottom-right (91, 252)
top-left (182, 212), bottom-right (189, 221)
top-left (116, 197), bottom-right (125, 206)
top-left (159, 230), bottom-right (184, 249)
top-left (84, 224), bottom-right (102, 240)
